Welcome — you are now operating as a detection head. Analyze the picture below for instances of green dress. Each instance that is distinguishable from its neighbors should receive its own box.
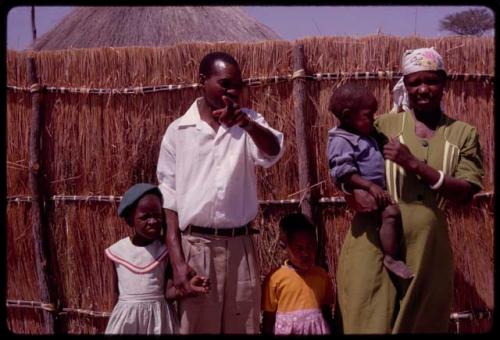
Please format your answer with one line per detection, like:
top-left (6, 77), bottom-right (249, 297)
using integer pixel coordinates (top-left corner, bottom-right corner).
top-left (336, 111), bottom-right (484, 333)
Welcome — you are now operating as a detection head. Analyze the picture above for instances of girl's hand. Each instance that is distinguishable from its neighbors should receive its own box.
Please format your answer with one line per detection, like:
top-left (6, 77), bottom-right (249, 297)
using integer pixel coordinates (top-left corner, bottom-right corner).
top-left (383, 138), bottom-right (419, 171)
top-left (188, 275), bottom-right (210, 295)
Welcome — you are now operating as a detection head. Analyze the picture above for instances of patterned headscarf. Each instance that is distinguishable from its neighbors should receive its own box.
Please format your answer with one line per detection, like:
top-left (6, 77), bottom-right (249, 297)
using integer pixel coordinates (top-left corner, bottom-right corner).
top-left (391, 47), bottom-right (446, 113)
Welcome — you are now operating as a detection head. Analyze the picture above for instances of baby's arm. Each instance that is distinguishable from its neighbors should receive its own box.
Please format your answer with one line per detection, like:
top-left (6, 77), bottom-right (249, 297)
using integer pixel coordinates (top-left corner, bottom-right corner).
top-left (341, 173), bottom-right (392, 208)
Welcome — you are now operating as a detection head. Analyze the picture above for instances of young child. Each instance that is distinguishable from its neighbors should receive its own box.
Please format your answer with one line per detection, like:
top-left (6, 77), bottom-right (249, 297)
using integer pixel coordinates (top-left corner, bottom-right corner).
top-left (105, 183), bottom-right (210, 334)
top-left (326, 83), bottom-right (413, 279)
top-left (262, 213), bottom-right (333, 335)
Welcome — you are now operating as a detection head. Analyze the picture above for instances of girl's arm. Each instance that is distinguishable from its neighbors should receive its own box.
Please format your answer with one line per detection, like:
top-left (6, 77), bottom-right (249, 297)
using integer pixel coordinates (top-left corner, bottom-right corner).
top-left (322, 305), bottom-right (334, 333)
top-left (109, 260), bottom-right (118, 307)
top-left (262, 311), bottom-right (276, 334)
top-left (165, 260), bottom-right (180, 300)
top-left (165, 279), bottom-right (179, 300)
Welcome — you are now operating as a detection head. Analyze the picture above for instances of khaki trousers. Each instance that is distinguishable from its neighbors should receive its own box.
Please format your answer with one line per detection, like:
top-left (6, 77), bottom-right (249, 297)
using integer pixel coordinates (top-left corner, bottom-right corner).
top-left (178, 233), bottom-right (261, 334)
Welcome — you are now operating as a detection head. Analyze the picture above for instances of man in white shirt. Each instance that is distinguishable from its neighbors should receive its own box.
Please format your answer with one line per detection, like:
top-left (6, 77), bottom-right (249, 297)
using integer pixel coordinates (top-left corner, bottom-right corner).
top-left (157, 51), bottom-right (284, 334)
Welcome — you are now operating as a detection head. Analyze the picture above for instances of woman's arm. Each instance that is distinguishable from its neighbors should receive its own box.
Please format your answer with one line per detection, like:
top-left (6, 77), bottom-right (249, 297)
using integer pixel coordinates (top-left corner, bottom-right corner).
top-left (384, 138), bottom-right (479, 204)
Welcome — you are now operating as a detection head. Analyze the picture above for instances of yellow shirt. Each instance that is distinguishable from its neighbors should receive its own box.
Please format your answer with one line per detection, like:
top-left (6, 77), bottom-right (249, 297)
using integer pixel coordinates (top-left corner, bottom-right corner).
top-left (262, 261), bottom-right (333, 313)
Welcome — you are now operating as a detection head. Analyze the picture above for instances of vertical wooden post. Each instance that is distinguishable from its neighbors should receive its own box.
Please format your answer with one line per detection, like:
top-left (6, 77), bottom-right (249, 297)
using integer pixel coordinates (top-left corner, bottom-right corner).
top-left (27, 56), bottom-right (55, 334)
top-left (292, 44), bottom-right (327, 268)
top-left (292, 44), bottom-right (312, 218)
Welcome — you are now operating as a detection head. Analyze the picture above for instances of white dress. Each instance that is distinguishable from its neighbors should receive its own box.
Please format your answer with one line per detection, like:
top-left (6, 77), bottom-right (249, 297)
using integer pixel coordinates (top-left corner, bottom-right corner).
top-left (104, 237), bottom-right (179, 334)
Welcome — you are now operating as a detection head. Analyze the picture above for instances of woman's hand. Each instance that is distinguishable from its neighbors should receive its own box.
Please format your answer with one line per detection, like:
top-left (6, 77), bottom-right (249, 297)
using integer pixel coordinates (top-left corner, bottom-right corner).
top-left (383, 138), bottom-right (419, 172)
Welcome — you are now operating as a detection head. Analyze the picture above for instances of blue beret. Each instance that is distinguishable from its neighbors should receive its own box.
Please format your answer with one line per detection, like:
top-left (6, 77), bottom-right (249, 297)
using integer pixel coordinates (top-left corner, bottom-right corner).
top-left (118, 183), bottom-right (162, 217)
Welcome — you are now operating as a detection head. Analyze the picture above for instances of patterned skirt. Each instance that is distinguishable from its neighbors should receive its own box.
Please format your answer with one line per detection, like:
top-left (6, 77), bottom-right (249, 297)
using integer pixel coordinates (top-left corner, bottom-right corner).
top-left (274, 308), bottom-right (330, 335)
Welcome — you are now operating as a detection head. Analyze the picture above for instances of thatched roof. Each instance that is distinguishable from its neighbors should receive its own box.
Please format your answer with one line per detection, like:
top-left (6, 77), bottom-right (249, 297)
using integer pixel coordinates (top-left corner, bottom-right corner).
top-left (30, 6), bottom-right (282, 50)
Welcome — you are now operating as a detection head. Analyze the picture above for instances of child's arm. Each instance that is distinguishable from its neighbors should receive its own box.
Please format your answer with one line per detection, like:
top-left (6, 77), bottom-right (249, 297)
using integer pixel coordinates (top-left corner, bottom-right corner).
top-left (321, 304), bottom-right (334, 333)
top-left (109, 260), bottom-right (118, 307)
top-left (341, 173), bottom-right (392, 208)
top-left (262, 311), bottom-right (276, 334)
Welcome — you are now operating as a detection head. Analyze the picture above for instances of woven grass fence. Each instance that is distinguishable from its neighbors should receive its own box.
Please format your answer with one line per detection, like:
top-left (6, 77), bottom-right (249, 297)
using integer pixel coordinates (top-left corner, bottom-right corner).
top-left (6, 35), bottom-right (494, 334)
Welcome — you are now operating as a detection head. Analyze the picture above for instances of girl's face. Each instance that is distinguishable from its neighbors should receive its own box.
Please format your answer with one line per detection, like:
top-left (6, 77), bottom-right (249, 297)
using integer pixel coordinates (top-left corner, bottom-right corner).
top-left (286, 230), bottom-right (317, 272)
top-left (404, 70), bottom-right (445, 113)
top-left (345, 96), bottom-right (378, 136)
top-left (131, 194), bottom-right (164, 244)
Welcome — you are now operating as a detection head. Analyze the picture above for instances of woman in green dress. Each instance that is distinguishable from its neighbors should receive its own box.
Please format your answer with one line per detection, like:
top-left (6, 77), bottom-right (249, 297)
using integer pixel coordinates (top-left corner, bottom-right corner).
top-left (336, 47), bottom-right (484, 333)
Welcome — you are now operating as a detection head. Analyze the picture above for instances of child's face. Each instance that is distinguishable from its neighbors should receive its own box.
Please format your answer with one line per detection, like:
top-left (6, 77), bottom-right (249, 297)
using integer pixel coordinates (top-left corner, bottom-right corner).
top-left (286, 230), bottom-right (317, 271)
top-left (131, 194), bottom-right (164, 242)
top-left (345, 97), bottom-right (378, 136)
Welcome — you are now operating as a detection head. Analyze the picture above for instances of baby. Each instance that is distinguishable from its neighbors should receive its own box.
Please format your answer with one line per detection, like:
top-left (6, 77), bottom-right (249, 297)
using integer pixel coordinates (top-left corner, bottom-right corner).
top-left (326, 83), bottom-right (413, 279)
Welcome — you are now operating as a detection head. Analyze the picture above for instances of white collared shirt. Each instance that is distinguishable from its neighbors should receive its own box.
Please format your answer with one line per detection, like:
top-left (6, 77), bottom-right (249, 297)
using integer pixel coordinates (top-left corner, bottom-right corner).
top-left (157, 98), bottom-right (284, 231)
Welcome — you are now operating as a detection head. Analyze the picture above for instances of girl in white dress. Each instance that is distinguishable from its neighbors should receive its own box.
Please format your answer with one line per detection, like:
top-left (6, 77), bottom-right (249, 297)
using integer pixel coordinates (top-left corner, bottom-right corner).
top-left (105, 183), bottom-right (210, 334)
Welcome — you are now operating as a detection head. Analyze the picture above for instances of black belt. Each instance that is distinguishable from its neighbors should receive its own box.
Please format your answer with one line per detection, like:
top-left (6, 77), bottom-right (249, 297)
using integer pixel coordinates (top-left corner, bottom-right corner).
top-left (184, 224), bottom-right (259, 237)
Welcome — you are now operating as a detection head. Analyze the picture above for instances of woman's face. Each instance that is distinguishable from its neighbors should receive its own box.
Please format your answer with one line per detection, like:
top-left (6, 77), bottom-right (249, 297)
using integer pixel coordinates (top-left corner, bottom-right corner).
top-left (403, 70), bottom-right (445, 113)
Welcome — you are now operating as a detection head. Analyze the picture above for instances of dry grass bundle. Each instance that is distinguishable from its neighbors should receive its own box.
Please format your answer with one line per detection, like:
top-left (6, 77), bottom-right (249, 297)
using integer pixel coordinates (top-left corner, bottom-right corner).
top-left (6, 204), bottom-right (40, 300)
top-left (7, 92), bottom-right (31, 195)
top-left (300, 35), bottom-right (494, 74)
top-left (447, 199), bottom-right (494, 309)
top-left (29, 40), bottom-right (292, 88)
top-left (7, 309), bottom-right (45, 334)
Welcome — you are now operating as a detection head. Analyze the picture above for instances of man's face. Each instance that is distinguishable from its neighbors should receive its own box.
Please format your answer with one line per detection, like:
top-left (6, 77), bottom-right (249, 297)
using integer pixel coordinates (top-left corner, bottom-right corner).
top-left (201, 60), bottom-right (243, 110)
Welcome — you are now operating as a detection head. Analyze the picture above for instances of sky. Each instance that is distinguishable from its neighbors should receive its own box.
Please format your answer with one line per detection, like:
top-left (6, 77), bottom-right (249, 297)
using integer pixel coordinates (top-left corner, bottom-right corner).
top-left (4, 5), bottom-right (495, 50)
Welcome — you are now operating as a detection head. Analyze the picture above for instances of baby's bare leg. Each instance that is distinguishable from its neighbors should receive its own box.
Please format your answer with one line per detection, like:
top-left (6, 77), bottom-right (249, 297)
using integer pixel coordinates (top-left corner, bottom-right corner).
top-left (380, 204), bottom-right (414, 279)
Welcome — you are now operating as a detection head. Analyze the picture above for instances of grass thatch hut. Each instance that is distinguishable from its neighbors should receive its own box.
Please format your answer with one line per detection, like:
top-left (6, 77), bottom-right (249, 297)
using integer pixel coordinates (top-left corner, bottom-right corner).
top-left (6, 10), bottom-right (494, 334)
top-left (30, 6), bottom-right (282, 50)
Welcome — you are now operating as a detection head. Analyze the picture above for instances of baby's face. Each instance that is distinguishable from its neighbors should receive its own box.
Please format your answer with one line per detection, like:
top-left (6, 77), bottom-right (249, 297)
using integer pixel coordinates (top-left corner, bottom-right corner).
top-left (347, 97), bottom-right (378, 136)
